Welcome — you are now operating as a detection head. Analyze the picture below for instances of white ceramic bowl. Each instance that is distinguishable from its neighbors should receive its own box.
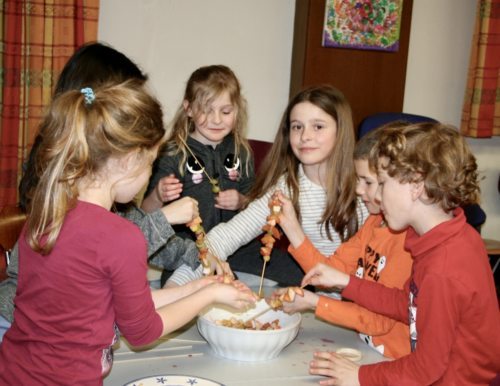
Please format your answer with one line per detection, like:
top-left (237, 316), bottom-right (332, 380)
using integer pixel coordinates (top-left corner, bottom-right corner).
top-left (197, 304), bottom-right (301, 362)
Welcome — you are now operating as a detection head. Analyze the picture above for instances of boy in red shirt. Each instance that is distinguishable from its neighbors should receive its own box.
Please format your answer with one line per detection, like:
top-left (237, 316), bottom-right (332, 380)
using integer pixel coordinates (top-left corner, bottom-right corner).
top-left (304, 122), bottom-right (500, 385)
top-left (274, 126), bottom-right (412, 359)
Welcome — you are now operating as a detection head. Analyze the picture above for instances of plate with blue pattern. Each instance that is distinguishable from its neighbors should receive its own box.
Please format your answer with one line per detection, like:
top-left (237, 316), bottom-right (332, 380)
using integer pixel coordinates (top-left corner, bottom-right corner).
top-left (123, 375), bottom-right (223, 386)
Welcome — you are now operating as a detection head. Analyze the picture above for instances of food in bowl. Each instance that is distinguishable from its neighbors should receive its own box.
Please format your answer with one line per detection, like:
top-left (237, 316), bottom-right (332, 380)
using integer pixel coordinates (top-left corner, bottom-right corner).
top-left (197, 304), bottom-right (301, 361)
top-left (215, 317), bottom-right (281, 330)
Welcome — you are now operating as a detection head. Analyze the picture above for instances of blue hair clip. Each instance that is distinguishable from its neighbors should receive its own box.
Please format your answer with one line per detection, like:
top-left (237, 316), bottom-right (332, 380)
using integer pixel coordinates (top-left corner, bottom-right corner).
top-left (80, 87), bottom-right (95, 105)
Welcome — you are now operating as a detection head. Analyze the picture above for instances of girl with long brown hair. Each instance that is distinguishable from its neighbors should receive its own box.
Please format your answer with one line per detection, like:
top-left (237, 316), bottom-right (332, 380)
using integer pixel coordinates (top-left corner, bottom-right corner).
top-left (169, 85), bottom-right (368, 287)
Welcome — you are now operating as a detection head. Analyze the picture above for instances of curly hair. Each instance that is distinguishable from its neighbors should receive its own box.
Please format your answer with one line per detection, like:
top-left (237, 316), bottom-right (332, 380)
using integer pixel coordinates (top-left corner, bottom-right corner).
top-left (374, 122), bottom-right (480, 212)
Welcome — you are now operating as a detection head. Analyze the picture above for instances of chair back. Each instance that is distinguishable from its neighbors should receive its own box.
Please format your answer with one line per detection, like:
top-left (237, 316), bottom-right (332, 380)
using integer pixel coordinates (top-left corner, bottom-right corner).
top-left (358, 112), bottom-right (437, 139)
top-left (0, 205), bottom-right (26, 280)
top-left (249, 139), bottom-right (273, 176)
top-left (463, 204), bottom-right (487, 233)
top-left (0, 245), bottom-right (8, 281)
top-left (0, 205), bottom-right (26, 252)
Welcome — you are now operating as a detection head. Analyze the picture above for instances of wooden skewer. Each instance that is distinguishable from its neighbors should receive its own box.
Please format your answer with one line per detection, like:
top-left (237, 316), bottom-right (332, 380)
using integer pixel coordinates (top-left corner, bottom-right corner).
top-left (114, 352), bottom-right (204, 364)
top-left (189, 216), bottom-right (227, 277)
top-left (258, 261), bottom-right (268, 298)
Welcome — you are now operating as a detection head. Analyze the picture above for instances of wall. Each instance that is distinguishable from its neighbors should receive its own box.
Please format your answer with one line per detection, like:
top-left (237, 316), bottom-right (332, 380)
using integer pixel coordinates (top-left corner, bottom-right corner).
top-left (98, 0), bottom-right (295, 143)
top-left (99, 0), bottom-right (499, 239)
top-left (403, 0), bottom-right (499, 239)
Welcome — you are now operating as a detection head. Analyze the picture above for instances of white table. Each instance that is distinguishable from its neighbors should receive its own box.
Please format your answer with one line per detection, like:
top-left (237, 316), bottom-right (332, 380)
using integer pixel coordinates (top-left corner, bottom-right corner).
top-left (104, 311), bottom-right (387, 386)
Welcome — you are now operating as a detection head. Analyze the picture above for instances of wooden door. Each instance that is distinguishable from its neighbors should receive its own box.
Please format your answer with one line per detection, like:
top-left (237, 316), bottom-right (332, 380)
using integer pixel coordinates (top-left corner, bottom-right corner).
top-left (290, 0), bottom-right (414, 131)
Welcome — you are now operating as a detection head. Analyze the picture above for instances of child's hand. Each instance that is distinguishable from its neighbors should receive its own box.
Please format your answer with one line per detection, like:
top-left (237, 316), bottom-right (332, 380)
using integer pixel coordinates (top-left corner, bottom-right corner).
top-left (207, 253), bottom-right (234, 280)
top-left (156, 174), bottom-right (183, 203)
top-left (190, 275), bottom-right (220, 292)
top-left (302, 263), bottom-right (350, 289)
top-left (269, 288), bottom-right (318, 314)
top-left (211, 281), bottom-right (257, 310)
top-left (214, 189), bottom-right (246, 211)
top-left (309, 351), bottom-right (360, 386)
top-left (274, 190), bottom-right (305, 248)
top-left (231, 279), bottom-right (259, 296)
top-left (161, 197), bottom-right (199, 225)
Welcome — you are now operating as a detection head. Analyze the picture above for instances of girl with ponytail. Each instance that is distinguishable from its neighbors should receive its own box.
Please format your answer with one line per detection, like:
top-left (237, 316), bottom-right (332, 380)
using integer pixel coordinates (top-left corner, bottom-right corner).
top-left (0, 80), bottom-right (255, 385)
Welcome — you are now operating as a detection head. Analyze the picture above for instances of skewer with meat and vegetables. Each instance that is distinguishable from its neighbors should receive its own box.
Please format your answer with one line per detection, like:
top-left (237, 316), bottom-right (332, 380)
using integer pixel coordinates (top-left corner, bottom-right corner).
top-left (187, 216), bottom-right (233, 283)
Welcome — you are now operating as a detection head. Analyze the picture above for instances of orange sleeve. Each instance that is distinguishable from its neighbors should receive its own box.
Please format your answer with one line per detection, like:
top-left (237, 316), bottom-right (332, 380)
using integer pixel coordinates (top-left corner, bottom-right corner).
top-left (287, 236), bottom-right (331, 272)
top-left (288, 215), bottom-right (376, 274)
top-left (315, 295), bottom-right (398, 337)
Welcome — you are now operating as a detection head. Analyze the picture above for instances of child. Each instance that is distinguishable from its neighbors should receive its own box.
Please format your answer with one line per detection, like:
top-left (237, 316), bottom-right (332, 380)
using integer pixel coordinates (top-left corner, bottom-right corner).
top-left (304, 123), bottom-right (500, 385)
top-left (0, 81), bottom-right (255, 385)
top-left (142, 65), bottom-right (255, 283)
top-left (0, 42), bottom-right (202, 341)
top-left (19, 42), bottom-right (200, 267)
top-left (272, 125), bottom-right (413, 359)
top-left (169, 85), bottom-right (369, 287)
top-left (142, 64), bottom-right (254, 228)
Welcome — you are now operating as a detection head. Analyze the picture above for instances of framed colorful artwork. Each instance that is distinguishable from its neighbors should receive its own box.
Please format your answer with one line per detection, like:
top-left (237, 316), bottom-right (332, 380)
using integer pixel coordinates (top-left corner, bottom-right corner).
top-left (322, 0), bottom-right (403, 52)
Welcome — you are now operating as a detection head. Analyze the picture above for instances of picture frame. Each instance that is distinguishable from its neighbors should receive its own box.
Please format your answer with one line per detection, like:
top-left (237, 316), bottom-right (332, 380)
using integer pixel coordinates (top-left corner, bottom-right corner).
top-left (322, 0), bottom-right (403, 52)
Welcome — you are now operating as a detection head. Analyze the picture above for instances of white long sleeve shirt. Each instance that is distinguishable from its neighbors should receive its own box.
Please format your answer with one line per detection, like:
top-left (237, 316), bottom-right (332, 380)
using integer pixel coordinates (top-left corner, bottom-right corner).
top-left (169, 165), bottom-right (368, 285)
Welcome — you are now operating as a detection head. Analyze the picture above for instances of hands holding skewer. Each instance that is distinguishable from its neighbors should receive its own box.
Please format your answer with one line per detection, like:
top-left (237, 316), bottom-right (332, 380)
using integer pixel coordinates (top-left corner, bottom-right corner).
top-left (186, 216), bottom-right (234, 282)
top-left (266, 264), bottom-right (350, 314)
top-left (267, 286), bottom-right (307, 311)
top-left (302, 263), bottom-right (351, 290)
top-left (265, 190), bottom-right (351, 314)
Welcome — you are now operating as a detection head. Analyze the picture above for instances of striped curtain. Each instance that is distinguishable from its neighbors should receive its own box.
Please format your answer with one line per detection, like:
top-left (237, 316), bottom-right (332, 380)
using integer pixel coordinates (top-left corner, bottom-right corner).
top-left (0, 0), bottom-right (99, 207)
top-left (461, 0), bottom-right (500, 138)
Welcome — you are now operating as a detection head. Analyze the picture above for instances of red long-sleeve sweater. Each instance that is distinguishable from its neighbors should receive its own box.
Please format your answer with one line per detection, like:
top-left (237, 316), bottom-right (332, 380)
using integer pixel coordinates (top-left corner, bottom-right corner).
top-left (343, 208), bottom-right (500, 385)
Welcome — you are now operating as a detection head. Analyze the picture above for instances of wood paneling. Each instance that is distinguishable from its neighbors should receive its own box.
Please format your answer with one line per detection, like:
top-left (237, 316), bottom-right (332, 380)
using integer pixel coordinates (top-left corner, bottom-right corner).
top-left (290, 0), bottom-right (413, 130)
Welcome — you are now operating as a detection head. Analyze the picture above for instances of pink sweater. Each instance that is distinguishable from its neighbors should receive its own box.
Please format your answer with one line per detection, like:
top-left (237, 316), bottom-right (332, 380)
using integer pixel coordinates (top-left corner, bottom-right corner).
top-left (0, 201), bottom-right (163, 385)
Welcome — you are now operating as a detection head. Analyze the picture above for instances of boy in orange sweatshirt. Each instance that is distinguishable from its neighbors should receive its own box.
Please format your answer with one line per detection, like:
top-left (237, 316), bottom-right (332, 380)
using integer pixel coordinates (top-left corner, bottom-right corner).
top-left (304, 122), bottom-right (500, 385)
top-left (274, 125), bottom-right (413, 359)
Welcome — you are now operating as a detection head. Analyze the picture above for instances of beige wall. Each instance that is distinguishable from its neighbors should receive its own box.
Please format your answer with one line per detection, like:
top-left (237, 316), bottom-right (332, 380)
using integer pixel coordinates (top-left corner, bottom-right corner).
top-left (403, 0), bottom-right (499, 239)
top-left (99, 0), bottom-right (499, 239)
top-left (98, 0), bottom-right (295, 142)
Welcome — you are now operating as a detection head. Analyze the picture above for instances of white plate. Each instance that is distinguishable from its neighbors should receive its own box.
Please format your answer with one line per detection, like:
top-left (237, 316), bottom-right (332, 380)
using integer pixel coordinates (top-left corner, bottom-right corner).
top-left (123, 374), bottom-right (223, 386)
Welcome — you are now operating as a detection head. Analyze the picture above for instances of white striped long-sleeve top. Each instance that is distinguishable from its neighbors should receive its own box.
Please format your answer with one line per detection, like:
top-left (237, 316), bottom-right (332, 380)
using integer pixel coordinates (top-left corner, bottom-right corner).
top-left (169, 164), bottom-right (369, 285)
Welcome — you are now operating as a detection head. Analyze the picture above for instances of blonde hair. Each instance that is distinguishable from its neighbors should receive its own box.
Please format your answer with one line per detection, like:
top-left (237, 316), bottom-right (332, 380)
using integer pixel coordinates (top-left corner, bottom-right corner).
top-left (375, 122), bottom-right (480, 211)
top-left (28, 79), bottom-right (166, 254)
top-left (248, 85), bottom-right (359, 242)
top-left (166, 65), bottom-right (251, 176)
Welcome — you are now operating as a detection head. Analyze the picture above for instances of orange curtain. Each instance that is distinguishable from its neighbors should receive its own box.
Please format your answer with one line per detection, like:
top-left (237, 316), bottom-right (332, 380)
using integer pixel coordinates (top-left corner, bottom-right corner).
top-left (461, 0), bottom-right (500, 138)
top-left (0, 0), bottom-right (99, 207)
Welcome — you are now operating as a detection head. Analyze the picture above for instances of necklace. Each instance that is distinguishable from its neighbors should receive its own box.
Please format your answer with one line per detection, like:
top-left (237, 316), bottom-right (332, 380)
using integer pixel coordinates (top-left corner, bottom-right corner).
top-left (178, 136), bottom-right (220, 193)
